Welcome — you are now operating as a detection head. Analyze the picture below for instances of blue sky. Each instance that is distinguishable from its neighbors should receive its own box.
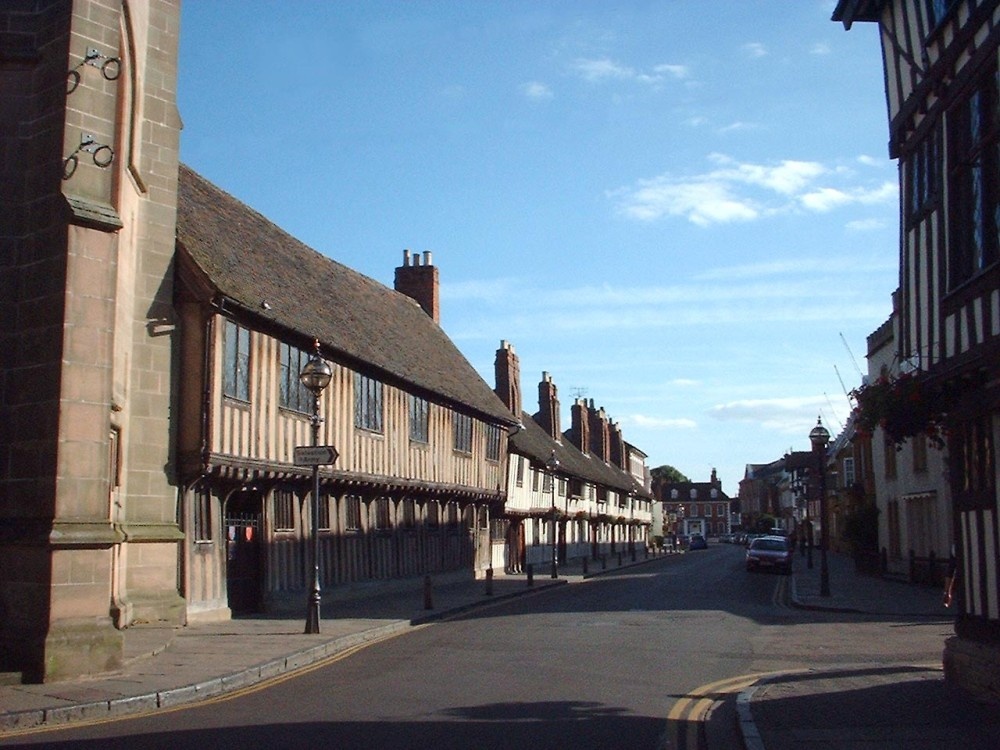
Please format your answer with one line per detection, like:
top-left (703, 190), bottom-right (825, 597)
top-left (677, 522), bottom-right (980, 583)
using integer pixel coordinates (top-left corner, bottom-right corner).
top-left (178, 2), bottom-right (896, 496)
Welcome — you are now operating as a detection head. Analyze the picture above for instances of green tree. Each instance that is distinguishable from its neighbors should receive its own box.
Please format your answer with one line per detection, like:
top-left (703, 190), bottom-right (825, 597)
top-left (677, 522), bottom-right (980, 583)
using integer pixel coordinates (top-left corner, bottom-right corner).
top-left (650, 465), bottom-right (690, 483)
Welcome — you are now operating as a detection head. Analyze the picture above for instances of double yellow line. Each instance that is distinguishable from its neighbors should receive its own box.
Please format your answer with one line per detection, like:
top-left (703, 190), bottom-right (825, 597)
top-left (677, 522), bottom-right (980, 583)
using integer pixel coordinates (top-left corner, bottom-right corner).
top-left (665, 671), bottom-right (784, 750)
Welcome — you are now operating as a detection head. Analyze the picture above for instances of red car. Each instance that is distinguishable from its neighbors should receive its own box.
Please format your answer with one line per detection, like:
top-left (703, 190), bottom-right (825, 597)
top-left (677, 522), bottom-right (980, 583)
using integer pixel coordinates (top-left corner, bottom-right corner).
top-left (745, 535), bottom-right (792, 574)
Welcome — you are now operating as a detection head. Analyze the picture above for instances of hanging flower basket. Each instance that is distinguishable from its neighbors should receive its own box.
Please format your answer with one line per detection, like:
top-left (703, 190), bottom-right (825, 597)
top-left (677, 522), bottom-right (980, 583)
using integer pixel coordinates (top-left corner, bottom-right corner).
top-left (849, 372), bottom-right (951, 450)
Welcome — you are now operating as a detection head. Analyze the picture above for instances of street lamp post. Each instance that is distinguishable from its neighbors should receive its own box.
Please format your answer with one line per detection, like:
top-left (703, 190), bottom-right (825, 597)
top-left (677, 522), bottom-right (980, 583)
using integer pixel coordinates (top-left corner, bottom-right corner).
top-left (809, 416), bottom-right (831, 597)
top-left (546, 450), bottom-right (560, 579)
top-left (299, 340), bottom-right (332, 633)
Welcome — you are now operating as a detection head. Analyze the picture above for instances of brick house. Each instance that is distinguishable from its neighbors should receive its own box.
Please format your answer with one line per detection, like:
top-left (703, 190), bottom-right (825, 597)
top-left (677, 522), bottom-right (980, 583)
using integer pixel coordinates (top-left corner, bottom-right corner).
top-left (657, 469), bottom-right (732, 539)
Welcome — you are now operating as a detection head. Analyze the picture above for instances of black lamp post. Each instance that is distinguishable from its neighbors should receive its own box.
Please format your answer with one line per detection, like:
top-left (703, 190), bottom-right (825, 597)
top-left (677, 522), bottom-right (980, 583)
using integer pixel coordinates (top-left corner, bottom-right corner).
top-left (809, 416), bottom-right (831, 597)
top-left (299, 340), bottom-right (332, 633)
top-left (547, 450), bottom-right (560, 578)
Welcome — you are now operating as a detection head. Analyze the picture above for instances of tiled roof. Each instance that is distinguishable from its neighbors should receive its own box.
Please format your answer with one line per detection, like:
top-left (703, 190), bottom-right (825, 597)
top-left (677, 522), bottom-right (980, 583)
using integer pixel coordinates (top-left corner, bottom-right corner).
top-left (510, 412), bottom-right (649, 497)
top-left (175, 164), bottom-right (516, 426)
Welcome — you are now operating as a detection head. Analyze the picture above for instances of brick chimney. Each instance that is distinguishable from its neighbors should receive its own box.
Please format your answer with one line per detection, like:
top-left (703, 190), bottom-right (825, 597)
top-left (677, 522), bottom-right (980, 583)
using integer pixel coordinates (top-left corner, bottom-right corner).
top-left (494, 340), bottom-right (522, 418)
top-left (610, 421), bottom-right (625, 469)
top-left (394, 249), bottom-right (439, 323)
top-left (569, 398), bottom-right (590, 455)
top-left (588, 401), bottom-right (611, 462)
top-left (535, 372), bottom-right (561, 441)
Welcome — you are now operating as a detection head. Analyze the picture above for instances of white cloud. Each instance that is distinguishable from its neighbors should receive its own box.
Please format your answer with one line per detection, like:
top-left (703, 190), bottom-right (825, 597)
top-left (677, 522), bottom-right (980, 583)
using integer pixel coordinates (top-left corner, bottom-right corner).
top-left (613, 154), bottom-right (895, 226)
top-left (571, 57), bottom-right (687, 85)
top-left (615, 175), bottom-right (759, 225)
top-left (573, 57), bottom-right (639, 82)
top-left (856, 154), bottom-right (885, 167)
top-left (811, 42), bottom-right (831, 55)
top-left (743, 42), bottom-right (768, 58)
top-left (670, 378), bottom-right (700, 387)
top-left (653, 63), bottom-right (690, 79)
top-left (800, 187), bottom-right (852, 212)
top-left (521, 81), bottom-right (553, 100)
top-left (717, 121), bottom-right (756, 134)
top-left (708, 396), bottom-right (827, 435)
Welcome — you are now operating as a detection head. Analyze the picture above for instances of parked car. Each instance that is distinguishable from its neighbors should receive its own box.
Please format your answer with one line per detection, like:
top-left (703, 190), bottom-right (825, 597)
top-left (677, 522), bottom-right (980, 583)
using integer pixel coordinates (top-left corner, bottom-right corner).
top-left (745, 535), bottom-right (792, 574)
top-left (687, 534), bottom-right (708, 550)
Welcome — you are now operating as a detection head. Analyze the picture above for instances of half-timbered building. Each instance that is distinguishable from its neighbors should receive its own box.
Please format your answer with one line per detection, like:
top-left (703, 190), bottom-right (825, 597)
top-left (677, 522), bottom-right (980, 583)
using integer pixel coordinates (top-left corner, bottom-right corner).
top-left (834, 0), bottom-right (1000, 700)
top-left (492, 342), bottom-right (653, 573)
top-left (175, 166), bottom-right (518, 620)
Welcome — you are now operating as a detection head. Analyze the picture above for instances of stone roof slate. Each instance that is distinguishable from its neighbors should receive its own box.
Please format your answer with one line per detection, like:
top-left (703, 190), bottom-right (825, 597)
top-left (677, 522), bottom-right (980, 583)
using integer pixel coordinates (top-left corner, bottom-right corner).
top-left (510, 411), bottom-right (649, 497)
top-left (175, 164), bottom-right (516, 426)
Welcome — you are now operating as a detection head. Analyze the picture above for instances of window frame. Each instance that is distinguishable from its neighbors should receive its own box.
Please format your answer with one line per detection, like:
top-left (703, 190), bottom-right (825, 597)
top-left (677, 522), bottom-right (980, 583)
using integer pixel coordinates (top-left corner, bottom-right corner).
top-left (273, 488), bottom-right (296, 532)
top-left (453, 412), bottom-right (473, 454)
top-left (344, 495), bottom-right (362, 532)
top-left (354, 372), bottom-right (384, 433)
top-left (279, 341), bottom-right (313, 414)
top-left (223, 319), bottom-right (250, 402)
top-left (947, 64), bottom-right (1000, 291)
top-left (408, 394), bottom-right (430, 443)
top-left (485, 424), bottom-right (501, 461)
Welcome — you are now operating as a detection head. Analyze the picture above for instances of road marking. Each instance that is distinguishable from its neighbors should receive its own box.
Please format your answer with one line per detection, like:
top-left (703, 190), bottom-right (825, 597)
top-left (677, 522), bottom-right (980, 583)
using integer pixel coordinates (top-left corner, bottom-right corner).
top-left (771, 576), bottom-right (788, 608)
top-left (664, 671), bottom-right (802, 750)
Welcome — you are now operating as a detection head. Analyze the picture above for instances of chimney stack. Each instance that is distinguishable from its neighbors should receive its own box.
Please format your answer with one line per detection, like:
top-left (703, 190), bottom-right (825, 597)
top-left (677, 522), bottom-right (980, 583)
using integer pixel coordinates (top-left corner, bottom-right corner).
top-left (494, 340), bottom-right (522, 418)
top-left (569, 398), bottom-right (591, 455)
top-left (588, 401), bottom-right (611, 462)
top-left (394, 249), bottom-right (440, 323)
top-left (610, 421), bottom-right (625, 469)
top-left (535, 372), bottom-right (561, 441)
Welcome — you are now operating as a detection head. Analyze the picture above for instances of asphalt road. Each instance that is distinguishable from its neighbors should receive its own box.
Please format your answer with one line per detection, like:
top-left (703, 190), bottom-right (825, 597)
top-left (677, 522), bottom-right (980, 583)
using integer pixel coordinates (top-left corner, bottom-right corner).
top-left (0, 544), bottom-right (949, 750)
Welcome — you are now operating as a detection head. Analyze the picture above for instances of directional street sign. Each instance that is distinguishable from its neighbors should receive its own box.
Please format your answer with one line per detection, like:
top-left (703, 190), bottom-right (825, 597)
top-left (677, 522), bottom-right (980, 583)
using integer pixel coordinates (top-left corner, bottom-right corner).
top-left (293, 445), bottom-right (339, 466)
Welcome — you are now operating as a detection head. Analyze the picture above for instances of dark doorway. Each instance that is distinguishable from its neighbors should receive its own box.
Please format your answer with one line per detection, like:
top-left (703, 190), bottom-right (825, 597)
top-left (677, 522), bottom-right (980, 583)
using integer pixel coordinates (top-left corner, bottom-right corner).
top-left (225, 490), bottom-right (263, 614)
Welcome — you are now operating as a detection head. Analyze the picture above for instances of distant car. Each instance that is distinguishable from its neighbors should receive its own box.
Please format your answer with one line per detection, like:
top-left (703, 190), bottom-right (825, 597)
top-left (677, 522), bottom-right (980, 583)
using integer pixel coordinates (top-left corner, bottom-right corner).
top-left (746, 535), bottom-right (792, 574)
top-left (687, 534), bottom-right (708, 550)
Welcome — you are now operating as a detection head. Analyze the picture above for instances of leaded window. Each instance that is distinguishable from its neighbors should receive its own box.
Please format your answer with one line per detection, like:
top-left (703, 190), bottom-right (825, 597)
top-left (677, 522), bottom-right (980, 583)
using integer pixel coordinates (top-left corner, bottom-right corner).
top-left (279, 342), bottom-right (312, 413)
top-left (354, 373), bottom-right (384, 432)
top-left (948, 66), bottom-right (1000, 289)
top-left (344, 495), bottom-right (362, 531)
top-left (905, 128), bottom-right (939, 223)
top-left (273, 489), bottom-right (295, 532)
top-left (408, 394), bottom-right (429, 443)
top-left (223, 319), bottom-right (250, 401)
top-left (453, 412), bottom-right (472, 453)
top-left (485, 424), bottom-right (501, 461)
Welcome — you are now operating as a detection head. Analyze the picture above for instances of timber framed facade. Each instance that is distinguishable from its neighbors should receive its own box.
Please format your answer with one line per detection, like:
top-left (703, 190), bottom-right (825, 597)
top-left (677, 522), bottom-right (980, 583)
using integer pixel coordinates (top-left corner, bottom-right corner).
top-left (835, 0), bottom-right (1000, 701)
top-left (492, 342), bottom-right (653, 574)
top-left (175, 167), bottom-right (517, 620)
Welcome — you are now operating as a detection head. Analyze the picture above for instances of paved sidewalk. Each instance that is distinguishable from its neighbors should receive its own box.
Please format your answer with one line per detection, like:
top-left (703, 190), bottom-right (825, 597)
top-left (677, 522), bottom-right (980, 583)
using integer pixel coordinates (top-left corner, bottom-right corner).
top-left (0, 549), bottom-right (664, 734)
top-left (738, 550), bottom-right (1000, 750)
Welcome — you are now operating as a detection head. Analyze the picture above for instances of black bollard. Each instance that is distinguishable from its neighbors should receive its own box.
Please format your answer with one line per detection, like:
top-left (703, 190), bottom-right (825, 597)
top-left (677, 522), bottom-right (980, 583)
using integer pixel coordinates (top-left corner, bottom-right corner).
top-left (485, 567), bottom-right (494, 596)
top-left (526, 564), bottom-right (534, 587)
